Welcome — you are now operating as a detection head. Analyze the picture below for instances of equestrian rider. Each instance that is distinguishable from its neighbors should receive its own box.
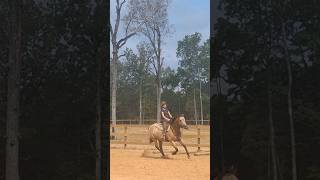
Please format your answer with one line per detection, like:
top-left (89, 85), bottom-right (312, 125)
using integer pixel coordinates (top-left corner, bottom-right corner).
top-left (160, 101), bottom-right (173, 140)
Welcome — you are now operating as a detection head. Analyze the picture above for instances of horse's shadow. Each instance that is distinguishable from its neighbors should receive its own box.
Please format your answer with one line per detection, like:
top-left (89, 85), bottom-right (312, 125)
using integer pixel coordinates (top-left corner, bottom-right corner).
top-left (141, 155), bottom-right (173, 160)
top-left (141, 150), bottom-right (175, 160)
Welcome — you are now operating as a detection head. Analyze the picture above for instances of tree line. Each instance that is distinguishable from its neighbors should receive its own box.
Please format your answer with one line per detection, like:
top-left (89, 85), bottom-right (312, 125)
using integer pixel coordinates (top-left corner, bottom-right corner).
top-left (117, 34), bottom-right (210, 123)
top-left (1, 0), bottom-right (108, 179)
top-left (110, 0), bottom-right (210, 124)
top-left (212, 0), bottom-right (320, 179)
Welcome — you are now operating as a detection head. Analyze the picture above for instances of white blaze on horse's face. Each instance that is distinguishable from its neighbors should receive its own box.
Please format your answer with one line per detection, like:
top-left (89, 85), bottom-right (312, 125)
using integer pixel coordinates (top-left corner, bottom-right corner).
top-left (179, 116), bottom-right (188, 129)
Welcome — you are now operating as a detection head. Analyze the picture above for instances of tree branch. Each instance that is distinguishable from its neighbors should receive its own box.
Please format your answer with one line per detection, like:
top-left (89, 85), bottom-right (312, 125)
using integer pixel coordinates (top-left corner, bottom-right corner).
top-left (160, 57), bottom-right (164, 67)
top-left (142, 31), bottom-right (158, 57)
top-left (117, 32), bottom-right (136, 48)
top-left (119, 0), bottom-right (126, 10)
top-left (118, 53), bottom-right (126, 59)
top-left (151, 58), bottom-right (158, 75)
top-left (110, 22), bottom-right (114, 36)
top-left (148, 68), bottom-right (156, 76)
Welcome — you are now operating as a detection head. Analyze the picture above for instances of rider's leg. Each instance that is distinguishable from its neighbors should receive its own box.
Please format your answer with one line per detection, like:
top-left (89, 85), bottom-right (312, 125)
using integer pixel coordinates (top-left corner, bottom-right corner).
top-left (162, 121), bottom-right (168, 139)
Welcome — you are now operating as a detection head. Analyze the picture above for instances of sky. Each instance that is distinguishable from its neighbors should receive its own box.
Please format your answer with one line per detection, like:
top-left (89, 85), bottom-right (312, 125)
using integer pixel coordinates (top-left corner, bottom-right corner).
top-left (110, 0), bottom-right (210, 69)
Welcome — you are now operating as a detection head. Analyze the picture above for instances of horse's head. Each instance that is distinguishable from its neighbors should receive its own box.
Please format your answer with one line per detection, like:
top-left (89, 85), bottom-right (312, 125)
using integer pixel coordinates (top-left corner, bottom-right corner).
top-left (174, 114), bottom-right (188, 129)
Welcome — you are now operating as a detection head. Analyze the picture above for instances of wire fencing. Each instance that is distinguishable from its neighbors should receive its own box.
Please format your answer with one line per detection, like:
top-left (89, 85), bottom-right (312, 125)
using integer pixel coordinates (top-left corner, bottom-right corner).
top-left (110, 119), bottom-right (210, 125)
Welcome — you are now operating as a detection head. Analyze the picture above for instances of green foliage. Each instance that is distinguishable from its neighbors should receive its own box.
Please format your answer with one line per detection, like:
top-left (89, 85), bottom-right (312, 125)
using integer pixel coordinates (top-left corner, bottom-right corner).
top-left (116, 34), bottom-right (210, 120)
top-left (1, 0), bottom-right (107, 179)
top-left (213, 0), bottom-right (320, 179)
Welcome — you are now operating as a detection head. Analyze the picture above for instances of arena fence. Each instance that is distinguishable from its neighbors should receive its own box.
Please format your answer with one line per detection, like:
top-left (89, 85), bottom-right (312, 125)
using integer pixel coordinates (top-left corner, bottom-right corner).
top-left (110, 124), bottom-right (210, 151)
top-left (110, 119), bottom-right (210, 125)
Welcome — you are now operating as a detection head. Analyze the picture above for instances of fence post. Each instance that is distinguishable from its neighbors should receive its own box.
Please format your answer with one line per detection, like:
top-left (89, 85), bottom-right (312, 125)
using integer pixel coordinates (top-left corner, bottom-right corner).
top-left (197, 126), bottom-right (201, 152)
top-left (111, 125), bottom-right (115, 140)
top-left (124, 126), bottom-right (127, 148)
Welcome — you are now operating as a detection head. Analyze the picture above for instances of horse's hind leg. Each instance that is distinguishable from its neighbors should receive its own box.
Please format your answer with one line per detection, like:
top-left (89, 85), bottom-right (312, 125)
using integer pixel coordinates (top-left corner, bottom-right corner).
top-left (159, 141), bottom-right (167, 158)
top-left (169, 141), bottom-right (178, 155)
top-left (154, 140), bottom-right (161, 152)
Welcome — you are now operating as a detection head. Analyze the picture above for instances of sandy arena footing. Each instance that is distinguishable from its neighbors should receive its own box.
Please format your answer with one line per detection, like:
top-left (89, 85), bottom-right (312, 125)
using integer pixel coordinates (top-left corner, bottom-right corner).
top-left (111, 148), bottom-right (210, 180)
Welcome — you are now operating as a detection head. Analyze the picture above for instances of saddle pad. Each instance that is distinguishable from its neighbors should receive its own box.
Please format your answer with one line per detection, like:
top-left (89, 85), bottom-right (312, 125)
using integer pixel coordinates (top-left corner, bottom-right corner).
top-left (154, 123), bottom-right (170, 131)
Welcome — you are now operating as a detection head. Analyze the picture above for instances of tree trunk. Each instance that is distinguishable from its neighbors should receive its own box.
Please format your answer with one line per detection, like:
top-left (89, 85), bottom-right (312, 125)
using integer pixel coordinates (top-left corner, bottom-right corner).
top-left (96, 51), bottom-right (102, 180)
top-left (6, 0), bottom-right (22, 180)
top-left (199, 79), bottom-right (204, 125)
top-left (142, 97), bottom-right (145, 124)
top-left (276, 151), bottom-right (284, 180)
top-left (268, 68), bottom-right (277, 180)
top-left (266, 1), bottom-right (278, 179)
top-left (156, 58), bottom-right (161, 123)
top-left (216, 76), bottom-right (224, 180)
top-left (156, 29), bottom-right (162, 123)
top-left (76, 110), bottom-right (80, 180)
top-left (281, 22), bottom-right (297, 180)
top-left (178, 94), bottom-right (181, 114)
top-left (111, 49), bottom-right (117, 126)
top-left (110, 0), bottom-right (136, 127)
top-left (139, 79), bottom-right (142, 125)
top-left (193, 87), bottom-right (198, 125)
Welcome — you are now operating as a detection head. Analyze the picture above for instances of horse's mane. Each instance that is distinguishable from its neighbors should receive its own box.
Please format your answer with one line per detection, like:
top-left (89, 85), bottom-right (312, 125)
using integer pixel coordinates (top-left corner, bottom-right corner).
top-left (171, 114), bottom-right (185, 123)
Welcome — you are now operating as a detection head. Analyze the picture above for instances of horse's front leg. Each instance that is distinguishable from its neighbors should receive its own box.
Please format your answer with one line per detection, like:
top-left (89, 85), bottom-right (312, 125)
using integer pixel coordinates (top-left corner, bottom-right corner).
top-left (159, 141), bottom-right (168, 158)
top-left (178, 139), bottom-right (190, 158)
top-left (169, 140), bottom-right (178, 155)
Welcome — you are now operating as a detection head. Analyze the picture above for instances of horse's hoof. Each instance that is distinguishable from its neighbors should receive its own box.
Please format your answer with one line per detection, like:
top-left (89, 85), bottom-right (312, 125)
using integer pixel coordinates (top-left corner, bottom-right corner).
top-left (162, 155), bottom-right (169, 159)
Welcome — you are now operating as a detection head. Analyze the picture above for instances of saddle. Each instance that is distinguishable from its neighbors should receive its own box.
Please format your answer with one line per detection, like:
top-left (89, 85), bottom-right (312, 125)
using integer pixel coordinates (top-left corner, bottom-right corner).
top-left (155, 123), bottom-right (170, 131)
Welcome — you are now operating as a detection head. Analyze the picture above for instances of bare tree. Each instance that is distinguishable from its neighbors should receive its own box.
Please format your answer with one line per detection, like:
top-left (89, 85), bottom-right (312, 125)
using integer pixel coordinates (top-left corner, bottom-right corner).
top-left (96, 56), bottom-right (102, 180)
top-left (110, 0), bottom-right (136, 125)
top-left (268, 67), bottom-right (278, 180)
top-left (282, 21), bottom-right (297, 180)
top-left (264, 0), bottom-right (278, 178)
top-left (199, 77), bottom-right (203, 124)
top-left (6, 0), bottom-right (22, 180)
top-left (193, 87), bottom-right (198, 124)
top-left (127, 0), bottom-right (171, 122)
top-left (136, 43), bottom-right (152, 124)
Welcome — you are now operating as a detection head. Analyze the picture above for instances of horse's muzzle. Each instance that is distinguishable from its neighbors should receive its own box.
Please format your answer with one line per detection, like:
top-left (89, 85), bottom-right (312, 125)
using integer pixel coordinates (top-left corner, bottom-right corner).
top-left (183, 125), bottom-right (189, 130)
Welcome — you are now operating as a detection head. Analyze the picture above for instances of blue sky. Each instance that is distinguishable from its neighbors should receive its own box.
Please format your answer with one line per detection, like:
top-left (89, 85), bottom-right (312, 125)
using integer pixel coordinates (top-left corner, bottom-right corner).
top-left (110, 0), bottom-right (210, 69)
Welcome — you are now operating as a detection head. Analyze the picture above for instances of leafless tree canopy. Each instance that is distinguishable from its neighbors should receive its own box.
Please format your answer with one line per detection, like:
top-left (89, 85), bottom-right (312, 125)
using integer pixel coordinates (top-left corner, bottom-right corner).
top-left (126, 0), bottom-right (172, 55)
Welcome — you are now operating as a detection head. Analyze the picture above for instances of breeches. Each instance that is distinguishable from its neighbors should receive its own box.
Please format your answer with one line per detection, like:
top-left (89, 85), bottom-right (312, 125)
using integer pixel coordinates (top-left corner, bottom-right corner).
top-left (162, 121), bottom-right (169, 134)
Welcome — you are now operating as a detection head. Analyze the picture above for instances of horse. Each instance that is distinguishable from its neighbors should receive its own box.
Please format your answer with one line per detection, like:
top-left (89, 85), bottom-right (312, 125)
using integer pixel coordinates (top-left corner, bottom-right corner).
top-left (148, 114), bottom-right (190, 159)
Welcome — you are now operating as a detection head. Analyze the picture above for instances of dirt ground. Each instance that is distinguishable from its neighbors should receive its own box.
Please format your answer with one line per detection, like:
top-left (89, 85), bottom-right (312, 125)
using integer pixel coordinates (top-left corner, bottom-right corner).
top-left (110, 146), bottom-right (210, 180)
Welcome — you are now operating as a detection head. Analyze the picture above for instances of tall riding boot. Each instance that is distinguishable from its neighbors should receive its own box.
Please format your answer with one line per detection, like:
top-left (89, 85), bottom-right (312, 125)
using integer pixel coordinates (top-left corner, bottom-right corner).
top-left (162, 122), bottom-right (168, 141)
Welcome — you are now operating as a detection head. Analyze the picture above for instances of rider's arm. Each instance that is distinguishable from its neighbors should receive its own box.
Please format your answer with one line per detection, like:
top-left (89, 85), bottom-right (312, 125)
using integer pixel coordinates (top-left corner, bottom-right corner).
top-left (168, 111), bottom-right (173, 118)
top-left (161, 111), bottom-right (171, 121)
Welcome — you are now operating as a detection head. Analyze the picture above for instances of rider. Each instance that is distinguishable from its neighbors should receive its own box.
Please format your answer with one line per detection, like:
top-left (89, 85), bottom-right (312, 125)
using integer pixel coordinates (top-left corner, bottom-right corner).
top-left (160, 101), bottom-right (173, 140)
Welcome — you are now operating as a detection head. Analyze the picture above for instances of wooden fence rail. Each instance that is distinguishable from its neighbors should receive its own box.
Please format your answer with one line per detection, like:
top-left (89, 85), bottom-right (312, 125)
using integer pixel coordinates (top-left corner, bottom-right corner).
top-left (110, 124), bottom-right (210, 151)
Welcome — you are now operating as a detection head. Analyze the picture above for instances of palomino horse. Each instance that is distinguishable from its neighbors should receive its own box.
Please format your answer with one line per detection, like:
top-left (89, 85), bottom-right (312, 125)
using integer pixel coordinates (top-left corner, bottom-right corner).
top-left (148, 114), bottom-right (190, 158)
